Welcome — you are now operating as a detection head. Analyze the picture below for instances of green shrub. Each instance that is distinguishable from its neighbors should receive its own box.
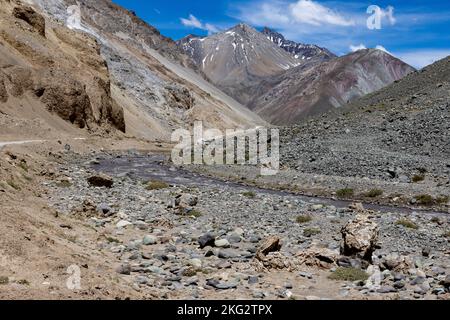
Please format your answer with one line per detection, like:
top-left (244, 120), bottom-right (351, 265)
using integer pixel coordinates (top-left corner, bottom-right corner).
top-left (336, 188), bottom-right (354, 198)
top-left (182, 268), bottom-right (197, 277)
top-left (396, 219), bottom-right (419, 230)
top-left (329, 268), bottom-right (369, 281)
top-left (364, 189), bottom-right (383, 198)
top-left (436, 196), bottom-right (449, 204)
top-left (412, 175), bottom-right (425, 183)
top-left (242, 191), bottom-right (256, 198)
top-left (303, 228), bottom-right (321, 237)
top-left (296, 215), bottom-right (312, 224)
top-left (189, 210), bottom-right (202, 218)
top-left (415, 194), bottom-right (434, 206)
top-left (0, 276), bottom-right (9, 285)
top-left (145, 180), bottom-right (169, 190)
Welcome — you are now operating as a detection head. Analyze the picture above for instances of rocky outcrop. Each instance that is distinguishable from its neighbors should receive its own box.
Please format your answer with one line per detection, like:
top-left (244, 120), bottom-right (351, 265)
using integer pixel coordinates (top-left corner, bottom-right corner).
top-left (37, 69), bottom-right (93, 128)
top-left (2, 66), bottom-right (34, 97)
top-left (12, 5), bottom-right (45, 37)
top-left (256, 236), bottom-right (282, 260)
top-left (0, 75), bottom-right (9, 103)
top-left (0, 2), bottom-right (126, 133)
top-left (164, 84), bottom-right (195, 110)
top-left (262, 27), bottom-right (336, 62)
top-left (177, 24), bottom-right (301, 106)
top-left (251, 49), bottom-right (415, 124)
top-left (341, 213), bottom-right (379, 261)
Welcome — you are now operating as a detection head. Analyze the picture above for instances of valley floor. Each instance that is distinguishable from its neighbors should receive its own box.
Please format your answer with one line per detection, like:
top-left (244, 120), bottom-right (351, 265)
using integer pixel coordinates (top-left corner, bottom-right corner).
top-left (0, 140), bottom-right (449, 300)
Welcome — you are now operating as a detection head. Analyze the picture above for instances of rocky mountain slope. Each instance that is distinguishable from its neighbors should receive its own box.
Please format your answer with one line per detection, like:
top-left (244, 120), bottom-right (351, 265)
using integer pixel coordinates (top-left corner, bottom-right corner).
top-left (179, 25), bottom-right (414, 126)
top-left (177, 24), bottom-right (302, 106)
top-left (1, 0), bottom-right (265, 141)
top-left (280, 55), bottom-right (450, 186)
top-left (262, 27), bottom-right (336, 62)
top-left (0, 1), bottom-right (126, 140)
top-left (252, 49), bottom-right (415, 125)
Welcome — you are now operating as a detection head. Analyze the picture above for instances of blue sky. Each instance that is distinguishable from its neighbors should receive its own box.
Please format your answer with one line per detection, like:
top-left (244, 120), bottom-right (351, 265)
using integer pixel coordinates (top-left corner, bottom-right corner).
top-left (113, 0), bottom-right (450, 68)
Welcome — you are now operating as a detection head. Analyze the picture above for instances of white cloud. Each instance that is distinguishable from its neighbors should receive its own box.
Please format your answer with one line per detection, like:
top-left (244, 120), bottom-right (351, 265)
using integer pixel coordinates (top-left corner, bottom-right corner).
top-left (396, 50), bottom-right (450, 69)
top-left (375, 45), bottom-right (392, 55)
top-left (236, 0), bottom-right (355, 28)
top-left (350, 44), bottom-right (366, 52)
top-left (205, 23), bottom-right (220, 34)
top-left (180, 14), bottom-right (220, 35)
top-left (181, 14), bottom-right (203, 29)
top-left (290, 0), bottom-right (355, 26)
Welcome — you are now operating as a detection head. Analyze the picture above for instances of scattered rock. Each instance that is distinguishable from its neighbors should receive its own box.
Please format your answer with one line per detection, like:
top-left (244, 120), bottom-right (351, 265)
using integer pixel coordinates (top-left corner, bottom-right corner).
top-left (116, 264), bottom-right (131, 275)
top-left (87, 174), bottom-right (114, 188)
top-left (255, 236), bottom-right (282, 260)
top-left (96, 203), bottom-right (113, 216)
top-left (215, 239), bottom-right (231, 248)
top-left (116, 220), bottom-right (132, 228)
top-left (198, 233), bottom-right (215, 249)
top-left (189, 258), bottom-right (202, 269)
top-left (143, 235), bottom-right (158, 245)
top-left (341, 213), bottom-right (379, 261)
top-left (206, 279), bottom-right (238, 290)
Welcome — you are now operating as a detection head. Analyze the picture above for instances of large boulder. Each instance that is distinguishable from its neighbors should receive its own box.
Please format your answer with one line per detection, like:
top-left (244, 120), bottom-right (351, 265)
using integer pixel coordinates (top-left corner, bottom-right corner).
top-left (256, 236), bottom-right (282, 261)
top-left (87, 173), bottom-right (114, 188)
top-left (341, 213), bottom-right (379, 261)
top-left (13, 6), bottom-right (46, 37)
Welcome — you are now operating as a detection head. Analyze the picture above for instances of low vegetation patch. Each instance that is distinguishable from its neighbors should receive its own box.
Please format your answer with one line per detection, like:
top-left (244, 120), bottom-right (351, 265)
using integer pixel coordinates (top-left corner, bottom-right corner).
top-left (363, 189), bottom-right (384, 198)
top-left (145, 180), bottom-right (169, 190)
top-left (336, 188), bottom-right (354, 198)
top-left (106, 236), bottom-right (121, 244)
top-left (6, 179), bottom-right (20, 190)
top-left (436, 195), bottom-right (449, 204)
top-left (396, 219), bottom-right (419, 230)
top-left (189, 210), bottom-right (203, 218)
top-left (16, 279), bottom-right (30, 286)
top-left (242, 191), bottom-right (256, 199)
top-left (415, 194), bottom-right (434, 206)
top-left (18, 160), bottom-right (29, 172)
top-left (56, 180), bottom-right (72, 188)
top-left (303, 228), bottom-right (321, 237)
top-left (0, 276), bottom-right (9, 285)
top-left (296, 215), bottom-right (313, 224)
top-left (329, 267), bottom-right (369, 282)
top-left (412, 174), bottom-right (425, 183)
top-left (182, 268), bottom-right (197, 277)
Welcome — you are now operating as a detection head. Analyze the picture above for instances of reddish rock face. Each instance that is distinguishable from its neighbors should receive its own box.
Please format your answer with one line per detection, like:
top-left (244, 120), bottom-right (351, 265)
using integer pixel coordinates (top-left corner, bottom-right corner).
top-left (251, 49), bottom-right (416, 125)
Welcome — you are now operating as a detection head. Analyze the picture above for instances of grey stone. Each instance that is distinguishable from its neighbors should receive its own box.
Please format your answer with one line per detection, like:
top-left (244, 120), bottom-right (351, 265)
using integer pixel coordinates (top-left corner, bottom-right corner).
top-left (218, 249), bottom-right (240, 259)
top-left (248, 276), bottom-right (259, 285)
top-left (198, 233), bottom-right (215, 249)
top-left (215, 239), bottom-right (231, 248)
top-left (116, 263), bottom-right (131, 275)
top-left (207, 279), bottom-right (238, 290)
top-left (377, 286), bottom-right (397, 293)
top-left (143, 235), bottom-right (158, 245)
